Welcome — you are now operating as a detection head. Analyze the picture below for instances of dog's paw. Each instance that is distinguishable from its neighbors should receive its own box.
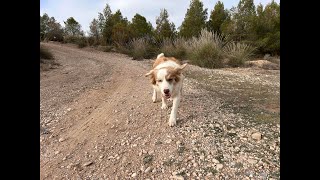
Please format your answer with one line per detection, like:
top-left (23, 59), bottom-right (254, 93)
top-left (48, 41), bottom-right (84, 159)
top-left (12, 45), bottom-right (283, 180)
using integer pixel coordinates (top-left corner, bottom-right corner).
top-left (167, 98), bottom-right (173, 102)
top-left (161, 104), bottom-right (168, 109)
top-left (168, 119), bottom-right (176, 127)
top-left (152, 97), bottom-right (157, 103)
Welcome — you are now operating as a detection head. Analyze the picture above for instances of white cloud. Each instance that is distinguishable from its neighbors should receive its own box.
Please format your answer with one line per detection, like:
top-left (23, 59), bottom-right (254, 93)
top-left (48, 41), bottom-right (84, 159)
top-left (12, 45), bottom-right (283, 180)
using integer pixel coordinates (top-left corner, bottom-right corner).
top-left (40, 0), bottom-right (280, 34)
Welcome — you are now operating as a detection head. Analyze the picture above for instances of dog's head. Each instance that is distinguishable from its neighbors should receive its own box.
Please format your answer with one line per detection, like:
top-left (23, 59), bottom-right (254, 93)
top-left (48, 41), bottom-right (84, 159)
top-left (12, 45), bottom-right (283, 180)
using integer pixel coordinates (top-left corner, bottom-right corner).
top-left (145, 63), bottom-right (187, 99)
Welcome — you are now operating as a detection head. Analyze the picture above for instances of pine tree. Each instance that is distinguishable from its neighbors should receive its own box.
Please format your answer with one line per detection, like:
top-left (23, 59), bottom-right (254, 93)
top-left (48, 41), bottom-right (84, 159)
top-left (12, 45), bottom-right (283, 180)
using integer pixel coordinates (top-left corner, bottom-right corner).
top-left (155, 9), bottom-right (176, 40)
top-left (179, 0), bottom-right (207, 38)
top-left (253, 1), bottom-right (280, 55)
top-left (100, 4), bottom-right (113, 45)
top-left (207, 1), bottom-right (228, 34)
top-left (111, 10), bottom-right (132, 45)
top-left (130, 13), bottom-right (153, 38)
top-left (64, 17), bottom-right (82, 36)
top-left (233, 0), bottom-right (256, 41)
top-left (89, 18), bottom-right (99, 42)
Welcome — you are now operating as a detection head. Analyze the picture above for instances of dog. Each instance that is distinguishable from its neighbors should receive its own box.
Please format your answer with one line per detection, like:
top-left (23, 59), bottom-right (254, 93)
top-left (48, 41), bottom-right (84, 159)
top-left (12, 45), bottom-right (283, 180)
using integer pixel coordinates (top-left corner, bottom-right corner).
top-left (145, 53), bottom-right (187, 126)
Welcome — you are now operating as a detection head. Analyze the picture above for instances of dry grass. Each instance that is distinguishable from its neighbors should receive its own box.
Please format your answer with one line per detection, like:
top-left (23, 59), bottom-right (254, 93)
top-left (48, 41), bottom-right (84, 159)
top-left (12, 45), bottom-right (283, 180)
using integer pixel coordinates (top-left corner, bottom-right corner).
top-left (223, 42), bottom-right (256, 67)
top-left (185, 29), bottom-right (224, 68)
top-left (159, 37), bottom-right (187, 59)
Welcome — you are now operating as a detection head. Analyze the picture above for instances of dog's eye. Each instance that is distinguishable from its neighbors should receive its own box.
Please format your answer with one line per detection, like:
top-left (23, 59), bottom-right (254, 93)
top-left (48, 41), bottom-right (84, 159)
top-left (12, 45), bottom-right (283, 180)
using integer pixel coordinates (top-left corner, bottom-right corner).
top-left (168, 79), bottom-right (173, 82)
top-left (157, 80), bottom-right (162, 82)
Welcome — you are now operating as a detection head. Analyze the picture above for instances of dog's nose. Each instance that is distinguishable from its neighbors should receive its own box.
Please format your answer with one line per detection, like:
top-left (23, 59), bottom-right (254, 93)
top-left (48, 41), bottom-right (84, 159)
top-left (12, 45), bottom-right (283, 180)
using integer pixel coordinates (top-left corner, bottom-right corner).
top-left (164, 89), bottom-right (170, 94)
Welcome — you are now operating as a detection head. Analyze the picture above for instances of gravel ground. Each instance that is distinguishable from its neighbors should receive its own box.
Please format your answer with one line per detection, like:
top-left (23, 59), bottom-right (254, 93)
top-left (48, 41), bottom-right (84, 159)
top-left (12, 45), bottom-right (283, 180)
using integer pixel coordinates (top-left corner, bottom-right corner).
top-left (40, 42), bottom-right (280, 179)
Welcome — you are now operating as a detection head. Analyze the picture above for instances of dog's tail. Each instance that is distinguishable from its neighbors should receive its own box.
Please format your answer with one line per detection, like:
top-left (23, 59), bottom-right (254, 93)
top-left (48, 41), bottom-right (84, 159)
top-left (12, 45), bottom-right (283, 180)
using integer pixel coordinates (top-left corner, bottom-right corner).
top-left (157, 53), bottom-right (165, 59)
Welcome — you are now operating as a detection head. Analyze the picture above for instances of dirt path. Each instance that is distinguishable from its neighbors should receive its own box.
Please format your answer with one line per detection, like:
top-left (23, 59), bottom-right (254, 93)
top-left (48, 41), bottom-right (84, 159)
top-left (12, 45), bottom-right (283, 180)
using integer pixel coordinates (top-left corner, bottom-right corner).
top-left (40, 42), bottom-right (280, 179)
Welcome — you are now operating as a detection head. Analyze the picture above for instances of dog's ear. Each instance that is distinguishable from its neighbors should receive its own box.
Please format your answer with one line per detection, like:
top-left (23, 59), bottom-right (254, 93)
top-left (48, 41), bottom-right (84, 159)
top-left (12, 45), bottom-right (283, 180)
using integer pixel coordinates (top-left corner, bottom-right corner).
top-left (174, 63), bottom-right (188, 74)
top-left (180, 63), bottom-right (188, 70)
top-left (145, 70), bottom-right (154, 77)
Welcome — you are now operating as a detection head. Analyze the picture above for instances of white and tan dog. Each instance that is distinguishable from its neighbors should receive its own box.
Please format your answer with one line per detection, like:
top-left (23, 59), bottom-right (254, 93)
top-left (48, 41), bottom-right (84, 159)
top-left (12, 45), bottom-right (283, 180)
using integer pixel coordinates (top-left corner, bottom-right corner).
top-left (145, 53), bottom-right (187, 126)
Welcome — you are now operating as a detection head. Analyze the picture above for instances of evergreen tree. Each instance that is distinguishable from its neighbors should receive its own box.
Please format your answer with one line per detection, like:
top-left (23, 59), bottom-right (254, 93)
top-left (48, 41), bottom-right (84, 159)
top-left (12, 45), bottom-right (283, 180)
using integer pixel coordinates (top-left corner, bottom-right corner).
top-left (179, 0), bottom-right (207, 38)
top-left (155, 9), bottom-right (176, 40)
top-left (207, 1), bottom-right (228, 34)
top-left (64, 17), bottom-right (82, 36)
top-left (233, 0), bottom-right (256, 41)
top-left (130, 13), bottom-right (153, 38)
top-left (89, 18), bottom-right (99, 42)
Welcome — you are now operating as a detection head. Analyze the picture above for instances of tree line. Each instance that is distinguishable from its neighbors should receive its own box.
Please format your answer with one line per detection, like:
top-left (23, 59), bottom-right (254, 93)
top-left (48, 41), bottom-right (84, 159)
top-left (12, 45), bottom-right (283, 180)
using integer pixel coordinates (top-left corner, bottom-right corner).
top-left (40, 0), bottom-right (280, 56)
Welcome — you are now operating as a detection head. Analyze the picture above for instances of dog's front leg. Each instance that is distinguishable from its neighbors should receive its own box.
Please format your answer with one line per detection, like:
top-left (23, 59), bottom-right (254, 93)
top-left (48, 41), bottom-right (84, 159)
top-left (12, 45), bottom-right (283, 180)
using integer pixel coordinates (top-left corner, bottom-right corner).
top-left (152, 89), bottom-right (157, 103)
top-left (169, 94), bottom-right (180, 126)
top-left (161, 97), bottom-right (168, 109)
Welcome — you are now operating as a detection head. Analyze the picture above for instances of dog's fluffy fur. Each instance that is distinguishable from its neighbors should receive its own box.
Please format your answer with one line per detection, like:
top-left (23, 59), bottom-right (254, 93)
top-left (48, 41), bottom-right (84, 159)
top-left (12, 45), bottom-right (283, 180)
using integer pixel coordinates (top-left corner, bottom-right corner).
top-left (145, 53), bottom-right (187, 126)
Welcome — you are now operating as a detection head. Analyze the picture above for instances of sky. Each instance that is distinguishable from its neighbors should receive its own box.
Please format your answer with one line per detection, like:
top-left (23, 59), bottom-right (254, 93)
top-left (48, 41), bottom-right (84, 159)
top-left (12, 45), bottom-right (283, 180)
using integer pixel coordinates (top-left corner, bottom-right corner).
top-left (40, 0), bottom-right (280, 35)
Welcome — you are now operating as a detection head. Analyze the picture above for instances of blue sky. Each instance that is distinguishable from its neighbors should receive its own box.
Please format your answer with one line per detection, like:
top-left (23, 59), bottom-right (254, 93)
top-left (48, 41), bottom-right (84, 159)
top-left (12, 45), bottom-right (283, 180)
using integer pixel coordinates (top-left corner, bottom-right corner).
top-left (40, 0), bottom-right (280, 35)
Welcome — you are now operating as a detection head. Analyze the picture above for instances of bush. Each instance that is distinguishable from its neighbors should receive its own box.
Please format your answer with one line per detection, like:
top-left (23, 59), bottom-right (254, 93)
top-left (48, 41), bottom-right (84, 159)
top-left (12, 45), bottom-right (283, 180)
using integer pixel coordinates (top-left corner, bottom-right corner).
top-left (128, 37), bottom-right (157, 60)
top-left (87, 36), bottom-right (96, 46)
top-left (40, 46), bottom-right (54, 60)
top-left (63, 35), bottom-right (78, 44)
top-left (97, 45), bottom-right (114, 52)
top-left (160, 37), bottom-right (187, 59)
top-left (223, 42), bottom-right (255, 67)
top-left (76, 37), bottom-right (88, 48)
top-left (186, 29), bottom-right (224, 68)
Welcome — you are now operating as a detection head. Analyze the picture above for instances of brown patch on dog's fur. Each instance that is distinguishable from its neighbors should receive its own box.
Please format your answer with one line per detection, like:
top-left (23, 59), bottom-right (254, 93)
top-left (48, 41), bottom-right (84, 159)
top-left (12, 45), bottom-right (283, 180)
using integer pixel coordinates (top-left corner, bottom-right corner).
top-left (165, 67), bottom-right (181, 83)
top-left (152, 57), bottom-right (182, 68)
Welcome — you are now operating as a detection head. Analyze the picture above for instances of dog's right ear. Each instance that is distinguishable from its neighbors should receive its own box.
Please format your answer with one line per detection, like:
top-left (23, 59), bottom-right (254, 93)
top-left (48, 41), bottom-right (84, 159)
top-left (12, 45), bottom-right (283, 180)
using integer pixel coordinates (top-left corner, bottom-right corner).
top-left (145, 70), bottom-right (154, 77)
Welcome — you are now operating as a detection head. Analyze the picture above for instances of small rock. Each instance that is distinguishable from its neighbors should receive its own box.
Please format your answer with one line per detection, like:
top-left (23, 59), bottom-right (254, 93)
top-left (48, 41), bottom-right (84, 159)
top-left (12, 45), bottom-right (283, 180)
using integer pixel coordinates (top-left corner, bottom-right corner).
top-left (140, 165), bottom-right (145, 172)
top-left (67, 108), bottom-right (72, 111)
top-left (131, 173), bottom-right (137, 178)
top-left (200, 155), bottom-right (205, 160)
top-left (206, 172), bottom-right (213, 177)
top-left (83, 161), bottom-right (93, 167)
top-left (212, 158), bottom-right (220, 163)
top-left (216, 163), bottom-right (223, 170)
top-left (144, 167), bottom-right (152, 173)
top-left (252, 132), bottom-right (262, 140)
top-left (176, 141), bottom-right (181, 145)
top-left (193, 163), bottom-right (198, 167)
top-left (58, 138), bottom-right (65, 142)
top-left (165, 139), bottom-right (172, 144)
top-left (248, 159), bottom-right (257, 164)
top-left (99, 155), bottom-right (104, 159)
top-left (107, 156), bottom-right (114, 160)
top-left (171, 175), bottom-right (184, 180)
top-left (54, 151), bottom-right (60, 155)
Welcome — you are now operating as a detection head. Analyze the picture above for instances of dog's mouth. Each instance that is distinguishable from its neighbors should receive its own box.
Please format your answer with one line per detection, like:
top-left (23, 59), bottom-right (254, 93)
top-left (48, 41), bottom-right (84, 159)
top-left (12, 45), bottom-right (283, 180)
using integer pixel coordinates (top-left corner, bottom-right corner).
top-left (163, 94), bottom-right (171, 99)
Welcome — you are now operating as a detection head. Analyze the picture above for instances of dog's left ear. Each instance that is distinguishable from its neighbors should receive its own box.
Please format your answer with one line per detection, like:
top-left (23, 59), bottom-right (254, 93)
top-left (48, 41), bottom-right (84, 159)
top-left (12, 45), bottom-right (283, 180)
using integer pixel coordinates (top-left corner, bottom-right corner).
top-left (174, 63), bottom-right (188, 74)
top-left (145, 70), bottom-right (154, 77)
top-left (180, 63), bottom-right (188, 70)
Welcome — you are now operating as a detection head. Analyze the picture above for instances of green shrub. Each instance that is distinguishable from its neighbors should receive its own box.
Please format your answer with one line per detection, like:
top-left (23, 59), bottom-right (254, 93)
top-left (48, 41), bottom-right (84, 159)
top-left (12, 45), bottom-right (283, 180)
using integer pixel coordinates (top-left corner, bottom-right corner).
top-left (128, 37), bottom-right (157, 60)
top-left (186, 29), bottom-right (224, 68)
top-left (63, 35), bottom-right (78, 44)
top-left (40, 46), bottom-right (54, 60)
top-left (160, 37), bottom-right (187, 59)
top-left (223, 42), bottom-right (255, 67)
top-left (76, 37), bottom-right (88, 48)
